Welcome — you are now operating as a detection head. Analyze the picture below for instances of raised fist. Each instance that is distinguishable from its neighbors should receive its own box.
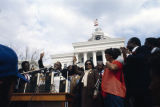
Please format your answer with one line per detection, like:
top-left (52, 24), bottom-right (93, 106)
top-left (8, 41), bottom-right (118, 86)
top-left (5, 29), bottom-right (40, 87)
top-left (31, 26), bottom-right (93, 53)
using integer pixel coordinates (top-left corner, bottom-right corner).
top-left (40, 52), bottom-right (44, 59)
top-left (73, 56), bottom-right (77, 64)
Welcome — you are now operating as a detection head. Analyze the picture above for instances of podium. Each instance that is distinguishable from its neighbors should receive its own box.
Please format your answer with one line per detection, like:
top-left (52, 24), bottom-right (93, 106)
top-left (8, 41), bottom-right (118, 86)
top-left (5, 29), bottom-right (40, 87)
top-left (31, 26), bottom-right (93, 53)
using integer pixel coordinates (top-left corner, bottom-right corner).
top-left (10, 93), bottom-right (73, 107)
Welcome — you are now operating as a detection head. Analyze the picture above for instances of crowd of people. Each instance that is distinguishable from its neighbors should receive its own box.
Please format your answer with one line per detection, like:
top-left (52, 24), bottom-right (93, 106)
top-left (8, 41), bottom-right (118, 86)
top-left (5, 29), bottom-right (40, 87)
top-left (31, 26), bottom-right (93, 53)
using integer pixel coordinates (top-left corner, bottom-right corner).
top-left (0, 37), bottom-right (160, 107)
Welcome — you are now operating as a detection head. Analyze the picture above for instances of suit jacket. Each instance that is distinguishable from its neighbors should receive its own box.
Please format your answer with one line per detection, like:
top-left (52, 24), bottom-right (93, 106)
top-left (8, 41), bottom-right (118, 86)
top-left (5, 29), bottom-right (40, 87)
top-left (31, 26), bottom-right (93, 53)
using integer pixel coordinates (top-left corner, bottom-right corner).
top-left (124, 46), bottom-right (151, 95)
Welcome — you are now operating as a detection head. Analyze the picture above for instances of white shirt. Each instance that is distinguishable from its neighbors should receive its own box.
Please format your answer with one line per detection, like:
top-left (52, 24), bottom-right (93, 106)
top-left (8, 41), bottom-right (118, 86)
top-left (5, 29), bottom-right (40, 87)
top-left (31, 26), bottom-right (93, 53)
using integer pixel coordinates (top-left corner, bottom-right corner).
top-left (151, 47), bottom-right (159, 54)
top-left (81, 69), bottom-right (91, 87)
top-left (132, 46), bottom-right (139, 53)
top-left (101, 70), bottom-right (104, 75)
top-left (22, 70), bottom-right (31, 81)
top-left (116, 56), bottom-right (124, 64)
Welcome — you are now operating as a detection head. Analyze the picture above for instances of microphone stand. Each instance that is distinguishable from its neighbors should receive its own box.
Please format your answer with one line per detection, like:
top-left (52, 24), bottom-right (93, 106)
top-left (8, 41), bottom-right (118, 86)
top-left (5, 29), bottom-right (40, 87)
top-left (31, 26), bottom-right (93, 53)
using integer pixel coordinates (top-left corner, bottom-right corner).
top-left (50, 71), bottom-right (56, 93)
top-left (65, 71), bottom-right (69, 93)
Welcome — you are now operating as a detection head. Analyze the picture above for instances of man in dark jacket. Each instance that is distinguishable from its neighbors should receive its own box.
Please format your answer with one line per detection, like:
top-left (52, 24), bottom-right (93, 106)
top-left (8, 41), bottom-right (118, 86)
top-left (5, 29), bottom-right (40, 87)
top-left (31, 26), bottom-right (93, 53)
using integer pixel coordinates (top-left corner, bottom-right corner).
top-left (17, 61), bottom-right (30, 92)
top-left (122, 37), bottom-right (151, 107)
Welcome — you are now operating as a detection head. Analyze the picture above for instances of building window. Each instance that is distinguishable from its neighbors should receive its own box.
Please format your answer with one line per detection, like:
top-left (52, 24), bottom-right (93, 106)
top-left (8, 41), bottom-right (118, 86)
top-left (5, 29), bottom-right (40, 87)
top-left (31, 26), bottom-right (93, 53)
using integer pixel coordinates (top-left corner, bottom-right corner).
top-left (97, 55), bottom-right (102, 61)
top-left (90, 57), bottom-right (93, 61)
top-left (81, 58), bottom-right (84, 63)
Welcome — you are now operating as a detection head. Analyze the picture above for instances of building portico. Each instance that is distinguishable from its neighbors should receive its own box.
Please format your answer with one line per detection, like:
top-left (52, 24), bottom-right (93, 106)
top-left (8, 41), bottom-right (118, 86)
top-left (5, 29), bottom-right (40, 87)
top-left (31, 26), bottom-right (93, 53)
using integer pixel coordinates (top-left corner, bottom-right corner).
top-left (73, 40), bottom-right (124, 66)
top-left (51, 27), bottom-right (125, 68)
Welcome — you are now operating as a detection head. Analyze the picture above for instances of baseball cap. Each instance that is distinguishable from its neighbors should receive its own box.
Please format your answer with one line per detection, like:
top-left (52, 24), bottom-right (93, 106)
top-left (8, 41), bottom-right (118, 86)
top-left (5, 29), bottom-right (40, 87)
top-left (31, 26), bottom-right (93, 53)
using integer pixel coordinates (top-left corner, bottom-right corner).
top-left (0, 44), bottom-right (27, 81)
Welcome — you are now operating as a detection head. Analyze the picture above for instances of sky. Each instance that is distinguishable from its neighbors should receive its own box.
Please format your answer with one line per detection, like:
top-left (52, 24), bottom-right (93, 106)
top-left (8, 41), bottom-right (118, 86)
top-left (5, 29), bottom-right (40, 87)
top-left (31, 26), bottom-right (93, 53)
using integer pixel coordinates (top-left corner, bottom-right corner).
top-left (0, 0), bottom-right (160, 63)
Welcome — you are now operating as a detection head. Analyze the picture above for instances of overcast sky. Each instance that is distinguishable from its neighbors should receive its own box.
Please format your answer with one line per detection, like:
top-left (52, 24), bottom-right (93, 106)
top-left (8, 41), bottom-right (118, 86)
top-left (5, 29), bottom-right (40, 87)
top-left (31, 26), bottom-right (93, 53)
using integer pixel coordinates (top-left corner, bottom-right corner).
top-left (0, 0), bottom-right (160, 61)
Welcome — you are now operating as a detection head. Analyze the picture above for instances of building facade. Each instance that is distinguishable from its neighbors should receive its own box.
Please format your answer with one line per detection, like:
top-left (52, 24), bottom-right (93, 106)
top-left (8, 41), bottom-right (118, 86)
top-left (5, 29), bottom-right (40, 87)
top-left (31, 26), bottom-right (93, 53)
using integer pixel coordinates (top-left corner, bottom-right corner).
top-left (51, 27), bottom-right (125, 68)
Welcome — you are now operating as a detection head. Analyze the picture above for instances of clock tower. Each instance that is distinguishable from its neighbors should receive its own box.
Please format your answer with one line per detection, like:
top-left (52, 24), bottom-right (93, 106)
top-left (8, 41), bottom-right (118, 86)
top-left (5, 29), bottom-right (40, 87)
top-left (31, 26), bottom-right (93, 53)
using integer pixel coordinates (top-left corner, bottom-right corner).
top-left (88, 27), bottom-right (110, 41)
top-left (88, 19), bottom-right (110, 41)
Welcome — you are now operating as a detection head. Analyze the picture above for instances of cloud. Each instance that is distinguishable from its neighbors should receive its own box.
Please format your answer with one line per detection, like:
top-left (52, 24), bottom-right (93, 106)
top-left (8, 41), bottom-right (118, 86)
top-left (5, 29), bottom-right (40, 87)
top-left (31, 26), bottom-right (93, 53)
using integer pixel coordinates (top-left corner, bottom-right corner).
top-left (0, 0), bottom-right (160, 64)
top-left (112, 7), bottom-right (160, 43)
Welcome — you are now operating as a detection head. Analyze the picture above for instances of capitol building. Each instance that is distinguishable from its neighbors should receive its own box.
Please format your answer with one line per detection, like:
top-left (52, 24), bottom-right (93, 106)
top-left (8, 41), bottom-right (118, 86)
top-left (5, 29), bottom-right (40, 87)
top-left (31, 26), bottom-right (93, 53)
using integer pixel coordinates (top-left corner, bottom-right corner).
top-left (51, 27), bottom-right (125, 68)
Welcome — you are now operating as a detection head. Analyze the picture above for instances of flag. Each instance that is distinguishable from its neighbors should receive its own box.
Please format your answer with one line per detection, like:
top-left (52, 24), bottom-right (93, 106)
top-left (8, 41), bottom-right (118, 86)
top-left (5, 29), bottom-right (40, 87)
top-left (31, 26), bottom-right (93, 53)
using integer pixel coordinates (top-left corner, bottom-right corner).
top-left (94, 19), bottom-right (98, 26)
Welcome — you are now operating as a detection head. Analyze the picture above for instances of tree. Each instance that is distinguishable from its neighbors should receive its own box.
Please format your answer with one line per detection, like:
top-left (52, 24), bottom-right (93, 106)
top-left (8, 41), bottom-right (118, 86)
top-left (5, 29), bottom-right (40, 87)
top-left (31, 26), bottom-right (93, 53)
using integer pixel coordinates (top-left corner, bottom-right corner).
top-left (7, 44), bottom-right (44, 68)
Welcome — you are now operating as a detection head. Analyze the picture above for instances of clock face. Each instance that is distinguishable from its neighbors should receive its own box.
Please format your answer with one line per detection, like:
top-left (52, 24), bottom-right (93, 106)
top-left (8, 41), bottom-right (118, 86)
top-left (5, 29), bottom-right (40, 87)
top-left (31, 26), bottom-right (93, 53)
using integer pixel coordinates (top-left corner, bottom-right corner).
top-left (95, 35), bottom-right (101, 40)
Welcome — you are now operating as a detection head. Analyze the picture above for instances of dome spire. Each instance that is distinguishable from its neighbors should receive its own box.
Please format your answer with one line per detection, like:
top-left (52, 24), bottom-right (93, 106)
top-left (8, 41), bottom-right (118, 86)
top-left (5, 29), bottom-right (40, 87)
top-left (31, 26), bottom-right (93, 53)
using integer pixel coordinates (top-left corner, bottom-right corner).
top-left (94, 19), bottom-right (98, 26)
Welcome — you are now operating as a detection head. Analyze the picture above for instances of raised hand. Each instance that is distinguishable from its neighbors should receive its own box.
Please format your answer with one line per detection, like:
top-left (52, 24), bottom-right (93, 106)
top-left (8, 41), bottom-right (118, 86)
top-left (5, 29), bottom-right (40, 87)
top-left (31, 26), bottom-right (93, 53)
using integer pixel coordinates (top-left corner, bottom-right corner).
top-left (73, 56), bottom-right (77, 64)
top-left (40, 52), bottom-right (44, 59)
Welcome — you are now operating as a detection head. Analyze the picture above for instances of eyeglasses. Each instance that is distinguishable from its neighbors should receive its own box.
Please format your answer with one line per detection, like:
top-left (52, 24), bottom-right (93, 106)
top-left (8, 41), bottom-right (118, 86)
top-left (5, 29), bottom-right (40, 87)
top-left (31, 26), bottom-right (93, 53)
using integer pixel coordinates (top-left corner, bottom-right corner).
top-left (86, 63), bottom-right (91, 65)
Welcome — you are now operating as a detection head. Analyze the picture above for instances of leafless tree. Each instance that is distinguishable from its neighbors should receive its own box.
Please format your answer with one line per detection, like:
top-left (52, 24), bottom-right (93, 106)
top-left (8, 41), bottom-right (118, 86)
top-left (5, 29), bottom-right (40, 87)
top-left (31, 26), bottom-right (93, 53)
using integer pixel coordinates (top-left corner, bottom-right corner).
top-left (7, 43), bottom-right (51, 69)
top-left (7, 44), bottom-right (42, 62)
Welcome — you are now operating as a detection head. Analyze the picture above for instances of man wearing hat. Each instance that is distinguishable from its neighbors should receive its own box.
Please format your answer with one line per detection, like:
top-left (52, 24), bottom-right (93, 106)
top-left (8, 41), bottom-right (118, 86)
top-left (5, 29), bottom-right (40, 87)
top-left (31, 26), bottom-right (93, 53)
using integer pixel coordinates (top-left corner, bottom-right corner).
top-left (0, 44), bottom-right (27, 107)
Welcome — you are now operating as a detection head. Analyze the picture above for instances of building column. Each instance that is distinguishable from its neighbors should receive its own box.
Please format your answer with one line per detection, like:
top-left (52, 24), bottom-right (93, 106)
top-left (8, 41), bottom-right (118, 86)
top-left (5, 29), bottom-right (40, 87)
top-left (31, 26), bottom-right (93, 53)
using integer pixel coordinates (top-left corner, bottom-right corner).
top-left (75, 53), bottom-right (79, 64)
top-left (93, 51), bottom-right (97, 66)
top-left (83, 52), bottom-right (87, 64)
top-left (102, 50), bottom-right (106, 64)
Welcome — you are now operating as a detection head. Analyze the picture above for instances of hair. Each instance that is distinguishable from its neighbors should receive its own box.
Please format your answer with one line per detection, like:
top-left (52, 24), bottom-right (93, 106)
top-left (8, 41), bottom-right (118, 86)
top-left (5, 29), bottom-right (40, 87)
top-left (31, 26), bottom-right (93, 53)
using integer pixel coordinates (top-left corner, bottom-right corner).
top-left (113, 48), bottom-right (121, 56)
top-left (128, 37), bottom-right (141, 46)
top-left (56, 61), bottom-right (62, 70)
top-left (21, 61), bottom-right (30, 70)
top-left (157, 37), bottom-right (160, 48)
top-left (96, 62), bottom-right (104, 71)
top-left (145, 37), bottom-right (158, 48)
top-left (85, 60), bottom-right (94, 70)
top-left (97, 61), bottom-right (104, 66)
top-left (67, 65), bottom-right (72, 71)
top-left (105, 48), bottom-right (121, 59)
